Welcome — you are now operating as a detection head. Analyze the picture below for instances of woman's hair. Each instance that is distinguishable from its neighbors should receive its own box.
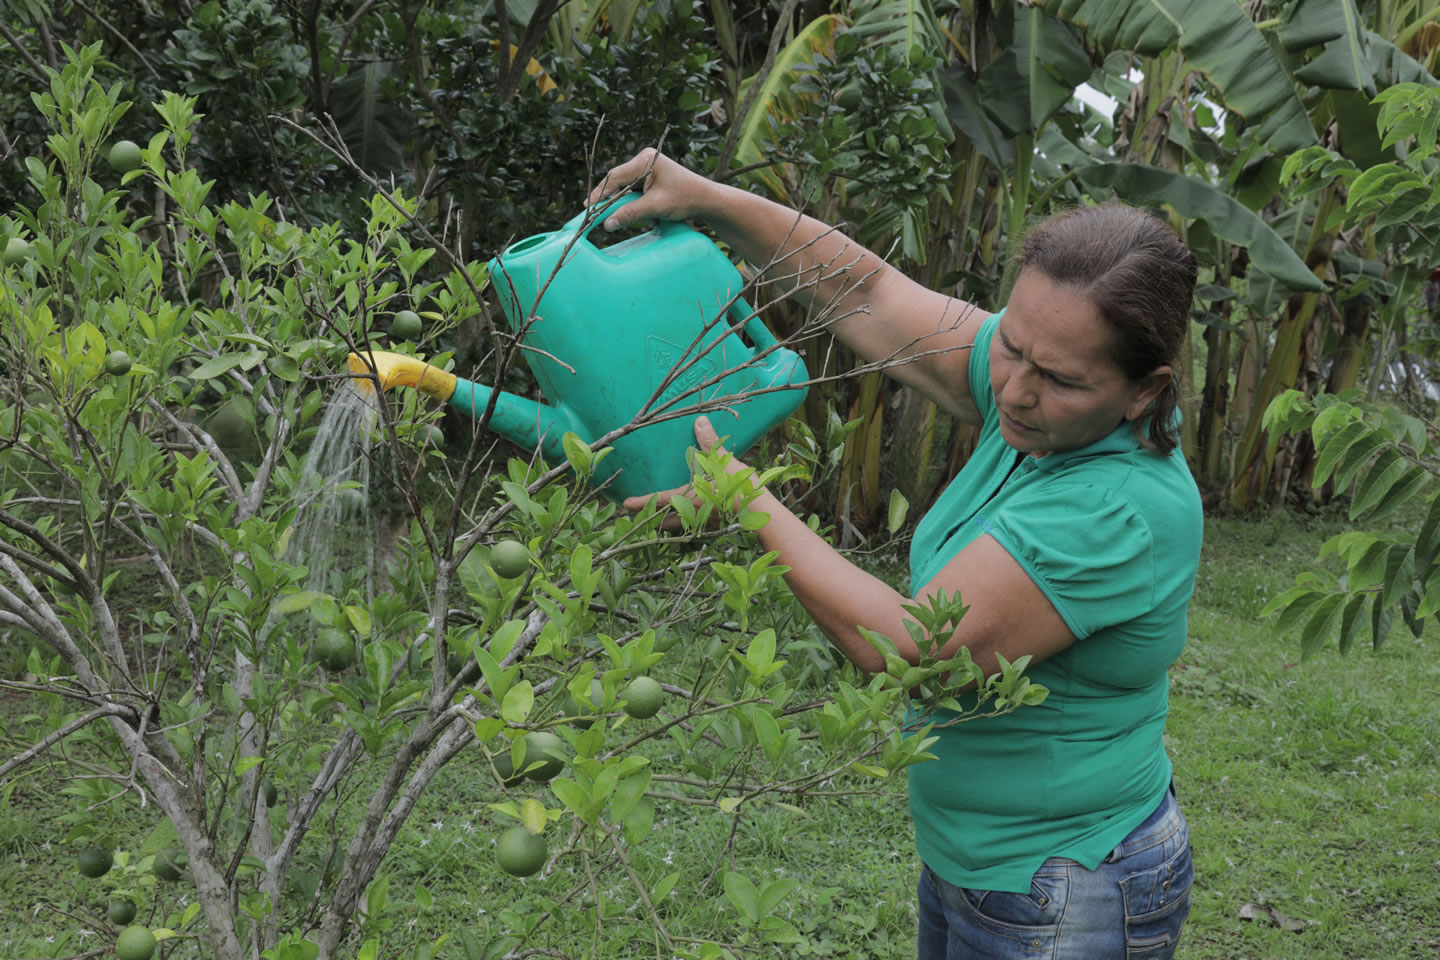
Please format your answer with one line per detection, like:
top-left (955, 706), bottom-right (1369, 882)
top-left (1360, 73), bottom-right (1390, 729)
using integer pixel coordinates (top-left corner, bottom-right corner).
top-left (1012, 203), bottom-right (1197, 455)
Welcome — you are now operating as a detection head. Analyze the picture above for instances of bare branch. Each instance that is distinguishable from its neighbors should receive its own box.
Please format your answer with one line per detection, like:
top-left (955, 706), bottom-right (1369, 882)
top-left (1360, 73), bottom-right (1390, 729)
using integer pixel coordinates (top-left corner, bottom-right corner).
top-left (0, 704), bottom-right (136, 780)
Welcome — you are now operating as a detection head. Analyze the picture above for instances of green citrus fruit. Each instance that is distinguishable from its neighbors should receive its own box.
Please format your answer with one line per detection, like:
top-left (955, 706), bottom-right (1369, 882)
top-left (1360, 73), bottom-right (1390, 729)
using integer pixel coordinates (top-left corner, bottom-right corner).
top-left (314, 629), bottom-right (356, 671)
top-left (108, 140), bottom-right (144, 173)
top-left (3, 237), bottom-right (31, 267)
top-left (152, 848), bottom-right (187, 882)
top-left (519, 730), bottom-right (565, 782)
top-left (104, 350), bottom-right (132, 376)
top-left (562, 678), bottom-right (605, 728)
top-left (390, 310), bottom-right (423, 340)
top-left (77, 846), bottom-right (113, 878)
top-left (622, 676), bottom-right (664, 719)
top-left (263, 780), bottom-right (278, 807)
top-left (108, 899), bottom-right (137, 925)
top-left (495, 825), bottom-right (547, 877)
top-left (337, 487), bottom-right (367, 518)
top-left (206, 402), bottom-right (251, 448)
top-left (424, 423), bottom-right (445, 447)
top-left (489, 539), bottom-right (531, 579)
top-left (115, 925), bottom-right (157, 960)
top-left (491, 749), bottom-right (526, 787)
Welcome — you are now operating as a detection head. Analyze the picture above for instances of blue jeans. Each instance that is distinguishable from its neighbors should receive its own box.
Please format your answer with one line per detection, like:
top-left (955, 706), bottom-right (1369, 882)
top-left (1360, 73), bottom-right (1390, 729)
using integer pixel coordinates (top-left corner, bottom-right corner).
top-left (917, 786), bottom-right (1193, 959)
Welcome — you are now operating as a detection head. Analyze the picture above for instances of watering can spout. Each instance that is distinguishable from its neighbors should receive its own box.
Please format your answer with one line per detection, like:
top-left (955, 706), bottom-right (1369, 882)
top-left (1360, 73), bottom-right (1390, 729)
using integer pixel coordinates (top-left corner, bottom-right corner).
top-left (347, 351), bottom-right (574, 462)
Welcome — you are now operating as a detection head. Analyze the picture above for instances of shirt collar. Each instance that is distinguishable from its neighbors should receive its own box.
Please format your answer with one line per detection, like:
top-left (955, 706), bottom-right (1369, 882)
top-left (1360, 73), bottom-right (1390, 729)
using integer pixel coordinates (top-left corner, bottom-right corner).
top-left (1019, 418), bottom-right (1142, 473)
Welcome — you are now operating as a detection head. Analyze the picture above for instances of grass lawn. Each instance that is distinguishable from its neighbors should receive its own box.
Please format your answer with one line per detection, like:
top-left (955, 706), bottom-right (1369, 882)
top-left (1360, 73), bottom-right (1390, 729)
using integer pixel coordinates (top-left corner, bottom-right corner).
top-left (1171, 506), bottom-right (1440, 960)
top-left (1, 505), bottom-right (1437, 959)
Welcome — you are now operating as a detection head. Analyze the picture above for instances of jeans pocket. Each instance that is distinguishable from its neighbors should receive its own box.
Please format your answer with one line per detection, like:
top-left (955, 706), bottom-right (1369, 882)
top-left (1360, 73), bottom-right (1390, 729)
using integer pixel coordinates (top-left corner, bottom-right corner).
top-left (1119, 842), bottom-right (1194, 958)
top-left (947, 864), bottom-right (1070, 954)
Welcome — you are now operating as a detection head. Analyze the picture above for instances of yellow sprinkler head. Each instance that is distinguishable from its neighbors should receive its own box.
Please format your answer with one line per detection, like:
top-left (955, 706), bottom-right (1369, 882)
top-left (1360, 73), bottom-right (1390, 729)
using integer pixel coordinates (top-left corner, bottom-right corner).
top-left (347, 351), bottom-right (458, 402)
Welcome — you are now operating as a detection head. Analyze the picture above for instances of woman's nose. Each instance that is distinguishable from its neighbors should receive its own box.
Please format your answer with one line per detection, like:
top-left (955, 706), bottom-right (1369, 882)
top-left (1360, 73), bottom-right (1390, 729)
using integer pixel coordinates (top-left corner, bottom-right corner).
top-left (1002, 369), bottom-right (1038, 407)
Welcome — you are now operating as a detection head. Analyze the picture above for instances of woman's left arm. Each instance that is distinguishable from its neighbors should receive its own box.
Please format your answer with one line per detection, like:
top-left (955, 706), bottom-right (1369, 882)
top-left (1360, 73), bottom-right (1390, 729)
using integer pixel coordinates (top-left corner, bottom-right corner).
top-left (636, 419), bottom-right (1079, 676)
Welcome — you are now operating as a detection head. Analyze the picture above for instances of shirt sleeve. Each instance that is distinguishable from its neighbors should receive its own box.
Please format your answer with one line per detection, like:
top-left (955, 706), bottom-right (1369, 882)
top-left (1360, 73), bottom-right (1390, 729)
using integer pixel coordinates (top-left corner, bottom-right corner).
top-left (985, 483), bottom-right (1156, 640)
top-left (967, 310), bottom-right (1001, 421)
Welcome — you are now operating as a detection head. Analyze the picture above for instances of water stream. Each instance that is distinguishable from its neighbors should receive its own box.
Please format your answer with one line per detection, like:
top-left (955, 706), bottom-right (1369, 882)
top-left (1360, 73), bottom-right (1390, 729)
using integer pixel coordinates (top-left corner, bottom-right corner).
top-left (285, 383), bottom-right (379, 613)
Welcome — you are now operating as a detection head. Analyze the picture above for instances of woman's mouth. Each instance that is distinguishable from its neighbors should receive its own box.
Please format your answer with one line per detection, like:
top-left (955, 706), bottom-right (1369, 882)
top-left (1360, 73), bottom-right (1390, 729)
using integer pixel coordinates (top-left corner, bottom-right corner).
top-left (1001, 410), bottom-right (1036, 433)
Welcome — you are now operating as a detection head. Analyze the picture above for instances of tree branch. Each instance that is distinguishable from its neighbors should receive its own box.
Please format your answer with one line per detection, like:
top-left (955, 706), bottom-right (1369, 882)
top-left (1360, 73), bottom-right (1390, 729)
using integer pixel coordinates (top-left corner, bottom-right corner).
top-left (0, 704), bottom-right (136, 780)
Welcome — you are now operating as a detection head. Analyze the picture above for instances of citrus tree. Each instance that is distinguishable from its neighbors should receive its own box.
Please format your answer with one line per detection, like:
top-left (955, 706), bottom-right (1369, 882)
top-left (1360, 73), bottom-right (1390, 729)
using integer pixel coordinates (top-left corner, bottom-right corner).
top-left (0, 45), bottom-right (1046, 960)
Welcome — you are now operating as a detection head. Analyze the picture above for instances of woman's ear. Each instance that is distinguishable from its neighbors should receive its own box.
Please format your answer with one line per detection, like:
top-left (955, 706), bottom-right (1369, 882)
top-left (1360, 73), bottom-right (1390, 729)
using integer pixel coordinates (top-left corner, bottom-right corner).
top-left (1126, 366), bottom-right (1174, 421)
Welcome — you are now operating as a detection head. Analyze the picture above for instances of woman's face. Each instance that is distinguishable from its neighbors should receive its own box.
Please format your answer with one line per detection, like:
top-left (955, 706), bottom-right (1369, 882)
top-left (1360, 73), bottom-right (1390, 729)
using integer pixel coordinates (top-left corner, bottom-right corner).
top-left (990, 270), bottom-right (1172, 457)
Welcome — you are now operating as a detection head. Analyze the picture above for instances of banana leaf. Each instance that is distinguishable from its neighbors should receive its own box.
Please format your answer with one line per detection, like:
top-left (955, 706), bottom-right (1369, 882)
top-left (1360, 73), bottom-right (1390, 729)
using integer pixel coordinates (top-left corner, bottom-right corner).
top-left (1044, 0), bottom-right (1318, 152)
top-left (1074, 163), bottom-right (1324, 292)
top-left (940, 67), bottom-right (1014, 168)
top-left (1279, 0), bottom-right (1373, 95)
top-left (978, 1), bottom-right (1093, 136)
top-left (730, 14), bottom-right (848, 197)
top-left (1368, 31), bottom-right (1440, 87)
top-left (846, 0), bottom-right (947, 57)
top-left (331, 61), bottom-right (410, 175)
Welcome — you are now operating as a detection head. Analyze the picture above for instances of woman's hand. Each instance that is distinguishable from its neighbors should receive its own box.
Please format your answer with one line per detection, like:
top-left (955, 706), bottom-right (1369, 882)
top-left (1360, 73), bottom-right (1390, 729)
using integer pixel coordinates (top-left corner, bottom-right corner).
top-left (623, 416), bottom-right (749, 527)
top-left (586, 149), bottom-right (719, 231)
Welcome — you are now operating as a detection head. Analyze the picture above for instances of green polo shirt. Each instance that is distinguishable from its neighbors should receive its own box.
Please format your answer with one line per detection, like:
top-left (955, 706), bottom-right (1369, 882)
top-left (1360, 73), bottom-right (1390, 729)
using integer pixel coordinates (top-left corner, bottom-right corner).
top-left (906, 310), bottom-right (1202, 894)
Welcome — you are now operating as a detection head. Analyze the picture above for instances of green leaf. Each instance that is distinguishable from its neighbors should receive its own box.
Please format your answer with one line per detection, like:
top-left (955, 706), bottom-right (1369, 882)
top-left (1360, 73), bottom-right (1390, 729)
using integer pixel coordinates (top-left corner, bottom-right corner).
top-left (550, 778), bottom-right (589, 819)
top-left (888, 488), bottom-right (909, 532)
top-left (1371, 597), bottom-right (1394, 651)
top-left (1416, 494), bottom-right (1440, 572)
top-left (500, 681), bottom-right (534, 724)
top-left (1272, 589), bottom-right (1325, 635)
top-left (1072, 164), bottom-right (1322, 291)
top-left (1365, 464), bottom-right (1429, 523)
top-left (1380, 544), bottom-right (1415, 610)
top-left (1348, 447), bottom-right (1404, 517)
top-left (1310, 418), bottom-right (1371, 488)
top-left (1282, 0), bottom-right (1373, 96)
top-left (275, 590), bottom-right (329, 615)
top-left (235, 756), bottom-right (264, 775)
top-left (561, 432), bottom-right (592, 475)
top-left (723, 871), bottom-right (761, 924)
top-left (730, 15), bottom-right (847, 195)
top-left (1349, 538), bottom-right (1393, 591)
top-left (1414, 567), bottom-right (1440, 620)
top-left (266, 354), bottom-right (300, 382)
top-left (652, 872), bottom-right (681, 903)
top-left (1337, 593), bottom-right (1367, 654)
top-left (345, 604), bottom-right (372, 637)
top-left (758, 876), bottom-right (798, 917)
top-left (622, 795), bottom-right (654, 845)
top-left (520, 798), bottom-right (547, 835)
top-left (1300, 593), bottom-right (1344, 660)
top-left (190, 353), bottom-right (248, 379)
top-left (1331, 430), bottom-right (1387, 492)
top-left (977, 2), bottom-right (1092, 135)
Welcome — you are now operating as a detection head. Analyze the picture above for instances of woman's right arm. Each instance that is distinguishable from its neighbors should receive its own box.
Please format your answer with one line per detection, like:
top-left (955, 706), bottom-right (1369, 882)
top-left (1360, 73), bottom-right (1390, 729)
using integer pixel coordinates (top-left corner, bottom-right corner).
top-left (587, 150), bottom-right (988, 425)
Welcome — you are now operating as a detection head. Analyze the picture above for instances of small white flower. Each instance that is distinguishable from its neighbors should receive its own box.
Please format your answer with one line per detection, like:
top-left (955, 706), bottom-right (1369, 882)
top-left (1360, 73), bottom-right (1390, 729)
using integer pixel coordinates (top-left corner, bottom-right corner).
top-left (419, 837), bottom-right (430, 847)
top-left (431, 819), bottom-right (444, 831)
top-left (41, 841), bottom-right (51, 851)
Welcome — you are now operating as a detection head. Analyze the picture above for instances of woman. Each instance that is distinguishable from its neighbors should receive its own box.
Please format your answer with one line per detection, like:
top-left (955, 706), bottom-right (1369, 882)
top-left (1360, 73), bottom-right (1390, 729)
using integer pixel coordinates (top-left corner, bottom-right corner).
top-left (590, 149), bottom-right (1202, 959)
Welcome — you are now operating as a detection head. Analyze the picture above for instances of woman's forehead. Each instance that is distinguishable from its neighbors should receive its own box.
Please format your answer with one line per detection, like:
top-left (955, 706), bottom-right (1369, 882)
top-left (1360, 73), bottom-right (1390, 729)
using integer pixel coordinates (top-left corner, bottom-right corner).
top-left (1001, 273), bottom-right (1116, 374)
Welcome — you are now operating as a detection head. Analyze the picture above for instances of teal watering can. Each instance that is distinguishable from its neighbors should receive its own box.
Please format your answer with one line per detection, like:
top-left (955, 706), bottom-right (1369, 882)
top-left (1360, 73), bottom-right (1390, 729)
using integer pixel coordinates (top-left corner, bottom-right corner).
top-left (349, 195), bottom-right (809, 501)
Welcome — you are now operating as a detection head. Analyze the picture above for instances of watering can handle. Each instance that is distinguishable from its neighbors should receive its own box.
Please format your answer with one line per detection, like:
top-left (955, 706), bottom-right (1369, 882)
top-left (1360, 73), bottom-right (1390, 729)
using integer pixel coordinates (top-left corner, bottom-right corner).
top-left (567, 193), bottom-right (646, 242)
top-left (728, 297), bottom-right (778, 350)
